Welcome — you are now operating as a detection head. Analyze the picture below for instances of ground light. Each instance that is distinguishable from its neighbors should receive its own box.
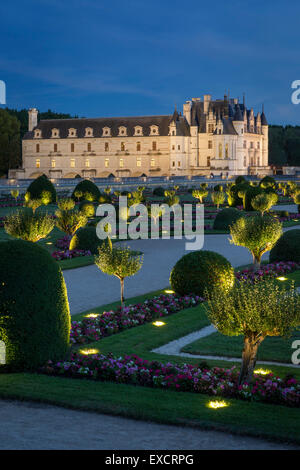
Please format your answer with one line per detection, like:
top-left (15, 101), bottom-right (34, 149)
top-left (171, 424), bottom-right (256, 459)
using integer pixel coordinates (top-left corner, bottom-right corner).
top-left (164, 289), bottom-right (175, 294)
top-left (254, 368), bottom-right (272, 375)
top-left (152, 321), bottom-right (166, 327)
top-left (85, 313), bottom-right (100, 318)
top-left (80, 349), bottom-right (99, 355)
top-left (207, 400), bottom-right (229, 409)
top-left (276, 276), bottom-right (288, 281)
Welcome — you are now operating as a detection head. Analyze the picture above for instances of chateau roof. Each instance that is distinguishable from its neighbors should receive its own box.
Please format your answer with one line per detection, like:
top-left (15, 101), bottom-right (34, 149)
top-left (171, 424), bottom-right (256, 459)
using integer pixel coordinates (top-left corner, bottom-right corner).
top-left (23, 115), bottom-right (178, 139)
top-left (261, 112), bottom-right (268, 125)
top-left (213, 118), bottom-right (238, 135)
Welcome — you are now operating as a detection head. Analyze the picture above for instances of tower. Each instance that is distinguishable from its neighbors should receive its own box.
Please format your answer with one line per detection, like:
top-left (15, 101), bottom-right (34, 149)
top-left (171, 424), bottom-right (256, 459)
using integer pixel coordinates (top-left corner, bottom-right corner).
top-left (28, 108), bottom-right (38, 132)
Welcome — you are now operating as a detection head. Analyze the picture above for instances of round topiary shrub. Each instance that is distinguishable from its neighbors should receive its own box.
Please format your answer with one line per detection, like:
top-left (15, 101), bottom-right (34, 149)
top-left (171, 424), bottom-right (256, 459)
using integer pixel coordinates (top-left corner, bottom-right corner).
top-left (244, 186), bottom-right (264, 211)
top-left (72, 179), bottom-right (101, 202)
top-left (26, 174), bottom-right (56, 203)
top-left (169, 250), bottom-right (235, 297)
top-left (213, 208), bottom-right (244, 230)
top-left (0, 240), bottom-right (70, 370)
top-left (69, 226), bottom-right (102, 254)
top-left (235, 176), bottom-right (247, 185)
top-left (269, 229), bottom-right (300, 263)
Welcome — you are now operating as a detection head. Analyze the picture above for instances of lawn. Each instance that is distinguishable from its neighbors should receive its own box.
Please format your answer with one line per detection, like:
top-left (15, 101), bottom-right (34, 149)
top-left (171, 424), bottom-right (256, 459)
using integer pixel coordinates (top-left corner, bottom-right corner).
top-left (1, 289), bottom-right (300, 444)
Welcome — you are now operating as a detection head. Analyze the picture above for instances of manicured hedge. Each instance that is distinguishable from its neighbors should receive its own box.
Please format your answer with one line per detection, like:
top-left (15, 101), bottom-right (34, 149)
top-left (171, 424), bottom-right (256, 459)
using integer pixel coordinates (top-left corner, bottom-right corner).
top-left (269, 229), bottom-right (300, 263)
top-left (26, 174), bottom-right (56, 203)
top-left (72, 179), bottom-right (101, 202)
top-left (0, 240), bottom-right (70, 370)
top-left (169, 250), bottom-right (235, 297)
top-left (213, 207), bottom-right (244, 230)
top-left (70, 226), bottom-right (102, 254)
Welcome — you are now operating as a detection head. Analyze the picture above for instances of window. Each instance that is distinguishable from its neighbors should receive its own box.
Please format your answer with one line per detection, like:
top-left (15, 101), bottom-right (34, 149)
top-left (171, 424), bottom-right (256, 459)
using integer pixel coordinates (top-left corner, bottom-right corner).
top-left (51, 159), bottom-right (56, 168)
top-left (225, 143), bottom-right (229, 159)
top-left (36, 159), bottom-right (40, 168)
top-left (257, 157), bottom-right (260, 166)
top-left (87, 143), bottom-right (92, 152)
top-left (152, 141), bottom-right (157, 151)
top-left (178, 145), bottom-right (180, 150)
top-left (119, 158), bottom-right (124, 168)
top-left (257, 142), bottom-right (260, 149)
top-left (51, 128), bottom-right (59, 138)
top-left (71, 143), bottom-right (75, 152)
top-left (208, 140), bottom-right (212, 149)
top-left (178, 161), bottom-right (181, 167)
top-left (243, 156), bottom-right (247, 167)
top-left (121, 142), bottom-right (125, 151)
top-left (208, 124), bottom-right (214, 133)
top-left (150, 125), bottom-right (159, 135)
top-left (172, 161), bottom-right (175, 167)
top-left (119, 126), bottom-right (127, 136)
top-left (243, 140), bottom-right (246, 149)
top-left (54, 143), bottom-right (58, 152)
top-left (85, 159), bottom-right (90, 168)
top-left (136, 142), bottom-right (141, 151)
top-left (36, 144), bottom-right (40, 153)
top-left (150, 158), bottom-right (155, 167)
top-left (250, 142), bottom-right (254, 149)
top-left (70, 159), bottom-right (75, 168)
top-left (218, 143), bottom-right (222, 159)
top-left (134, 126), bottom-right (143, 136)
top-left (172, 130), bottom-right (175, 136)
top-left (68, 128), bottom-right (77, 137)
top-left (102, 127), bottom-right (111, 136)
top-left (136, 157), bottom-right (141, 167)
top-left (105, 142), bottom-right (109, 152)
top-left (105, 158), bottom-right (109, 168)
top-left (172, 145), bottom-right (175, 150)
top-left (85, 127), bottom-right (93, 137)
top-left (244, 125), bottom-right (247, 132)
top-left (207, 156), bottom-right (211, 167)
top-left (34, 129), bottom-right (41, 138)
top-left (241, 128), bottom-right (244, 134)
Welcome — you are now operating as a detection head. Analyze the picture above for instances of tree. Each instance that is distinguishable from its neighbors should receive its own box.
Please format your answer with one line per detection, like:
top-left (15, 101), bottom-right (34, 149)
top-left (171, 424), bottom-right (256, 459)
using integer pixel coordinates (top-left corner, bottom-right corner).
top-left (4, 210), bottom-right (55, 242)
top-left (211, 191), bottom-right (225, 210)
top-left (251, 192), bottom-right (277, 216)
top-left (230, 214), bottom-right (282, 268)
top-left (0, 109), bottom-right (21, 175)
top-left (205, 280), bottom-right (300, 385)
top-left (25, 198), bottom-right (43, 214)
top-left (95, 239), bottom-right (143, 306)
top-left (10, 189), bottom-right (19, 201)
top-left (57, 198), bottom-right (75, 211)
top-left (55, 209), bottom-right (87, 248)
top-left (192, 188), bottom-right (208, 203)
top-left (164, 190), bottom-right (179, 207)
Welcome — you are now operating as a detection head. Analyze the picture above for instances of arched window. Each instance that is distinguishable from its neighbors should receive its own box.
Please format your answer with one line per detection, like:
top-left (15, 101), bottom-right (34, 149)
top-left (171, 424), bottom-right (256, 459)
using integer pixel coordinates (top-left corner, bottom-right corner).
top-left (36, 144), bottom-right (40, 153)
top-left (85, 159), bottom-right (90, 168)
top-left (71, 143), bottom-right (75, 152)
top-left (119, 158), bottom-right (124, 167)
top-left (105, 142), bottom-right (109, 152)
top-left (51, 159), bottom-right (56, 168)
top-left (218, 143), bottom-right (222, 159)
top-left (36, 159), bottom-right (40, 168)
top-left (87, 143), bottom-right (92, 152)
top-left (54, 143), bottom-right (58, 152)
top-left (137, 142), bottom-right (141, 151)
top-left (85, 127), bottom-right (93, 137)
top-left (105, 158), bottom-right (109, 168)
top-left (150, 158), bottom-right (155, 167)
top-left (121, 142), bottom-right (125, 151)
top-left (152, 141), bottom-right (157, 151)
top-left (51, 128), bottom-right (59, 138)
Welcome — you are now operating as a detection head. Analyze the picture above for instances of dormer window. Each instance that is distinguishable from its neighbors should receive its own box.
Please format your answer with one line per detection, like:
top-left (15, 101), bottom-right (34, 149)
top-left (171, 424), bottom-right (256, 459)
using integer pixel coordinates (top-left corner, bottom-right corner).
top-left (68, 128), bottom-right (77, 137)
top-left (51, 128), bottom-right (59, 138)
top-left (150, 125), bottom-right (159, 135)
top-left (102, 127), bottom-right (111, 137)
top-left (118, 126), bottom-right (127, 136)
top-left (134, 126), bottom-right (143, 136)
top-left (34, 129), bottom-right (42, 138)
top-left (85, 127), bottom-right (93, 137)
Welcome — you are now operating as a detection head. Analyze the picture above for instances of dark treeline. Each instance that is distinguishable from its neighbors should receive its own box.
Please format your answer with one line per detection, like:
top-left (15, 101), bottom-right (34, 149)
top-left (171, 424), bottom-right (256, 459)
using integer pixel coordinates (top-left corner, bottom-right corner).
top-left (0, 107), bottom-right (299, 176)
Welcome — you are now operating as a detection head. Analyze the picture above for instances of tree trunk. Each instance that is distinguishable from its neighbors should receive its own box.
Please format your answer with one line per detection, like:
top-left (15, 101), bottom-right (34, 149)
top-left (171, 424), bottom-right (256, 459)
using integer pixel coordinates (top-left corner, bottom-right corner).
top-left (238, 334), bottom-right (264, 385)
top-left (252, 253), bottom-right (261, 270)
top-left (120, 278), bottom-right (124, 307)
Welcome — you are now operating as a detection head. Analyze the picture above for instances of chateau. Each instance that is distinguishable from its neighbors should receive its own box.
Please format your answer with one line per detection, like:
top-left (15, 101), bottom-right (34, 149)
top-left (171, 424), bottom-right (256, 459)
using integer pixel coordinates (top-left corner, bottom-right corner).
top-left (14, 94), bottom-right (270, 180)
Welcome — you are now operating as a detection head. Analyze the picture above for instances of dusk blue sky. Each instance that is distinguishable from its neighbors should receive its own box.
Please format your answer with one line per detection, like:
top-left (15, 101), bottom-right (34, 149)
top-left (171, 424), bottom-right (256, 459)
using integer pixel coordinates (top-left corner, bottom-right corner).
top-left (1, 0), bottom-right (300, 124)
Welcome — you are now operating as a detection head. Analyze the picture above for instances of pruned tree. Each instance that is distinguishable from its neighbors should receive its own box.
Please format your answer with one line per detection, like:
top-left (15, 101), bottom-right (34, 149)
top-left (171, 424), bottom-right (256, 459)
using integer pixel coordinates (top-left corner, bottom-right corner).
top-left (4, 210), bottom-right (55, 242)
top-left (205, 280), bottom-right (300, 385)
top-left (192, 188), bottom-right (208, 204)
top-left (251, 192), bottom-right (278, 216)
top-left (230, 214), bottom-right (282, 268)
top-left (95, 239), bottom-right (143, 306)
top-left (211, 191), bottom-right (226, 210)
top-left (55, 209), bottom-right (87, 248)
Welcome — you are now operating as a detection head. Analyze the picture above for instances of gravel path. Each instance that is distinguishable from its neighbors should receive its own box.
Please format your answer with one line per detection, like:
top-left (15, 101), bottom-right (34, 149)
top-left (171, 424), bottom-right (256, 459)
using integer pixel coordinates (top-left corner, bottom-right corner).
top-left (0, 400), bottom-right (298, 450)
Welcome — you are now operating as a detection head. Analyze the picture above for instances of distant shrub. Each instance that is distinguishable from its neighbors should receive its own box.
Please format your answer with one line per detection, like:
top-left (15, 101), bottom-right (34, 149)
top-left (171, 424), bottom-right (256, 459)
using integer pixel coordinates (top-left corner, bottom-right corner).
top-left (213, 207), bottom-right (244, 230)
top-left (4, 210), bottom-right (54, 242)
top-left (70, 226), bottom-right (102, 254)
top-left (57, 198), bottom-right (75, 211)
top-left (270, 229), bottom-right (300, 263)
top-left (235, 176), bottom-right (247, 185)
top-left (72, 180), bottom-right (101, 202)
top-left (26, 175), bottom-right (56, 203)
top-left (79, 201), bottom-right (95, 217)
top-left (170, 250), bottom-right (235, 297)
top-left (153, 187), bottom-right (165, 197)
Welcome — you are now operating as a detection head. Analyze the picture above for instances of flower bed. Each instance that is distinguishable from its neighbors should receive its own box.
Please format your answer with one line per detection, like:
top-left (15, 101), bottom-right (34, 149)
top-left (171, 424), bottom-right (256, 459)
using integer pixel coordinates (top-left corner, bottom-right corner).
top-left (235, 261), bottom-right (300, 282)
top-left (41, 353), bottom-right (300, 407)
top-left (55, 236), bottom-right (72, 250)
top-left (71, 293), bottom-right (202, 344)
top-left (51, 249), bottom-right (92, 261)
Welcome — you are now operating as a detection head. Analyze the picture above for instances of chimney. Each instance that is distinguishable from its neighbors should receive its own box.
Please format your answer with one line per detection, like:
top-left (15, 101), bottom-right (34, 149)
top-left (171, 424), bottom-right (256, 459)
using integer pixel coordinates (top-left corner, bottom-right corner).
top-left (203, 94), bottom-right (211, 114)
top-left (183, 100), bottom-right (192, 125)
top-left (28, 108), bottom-right (38, 131)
